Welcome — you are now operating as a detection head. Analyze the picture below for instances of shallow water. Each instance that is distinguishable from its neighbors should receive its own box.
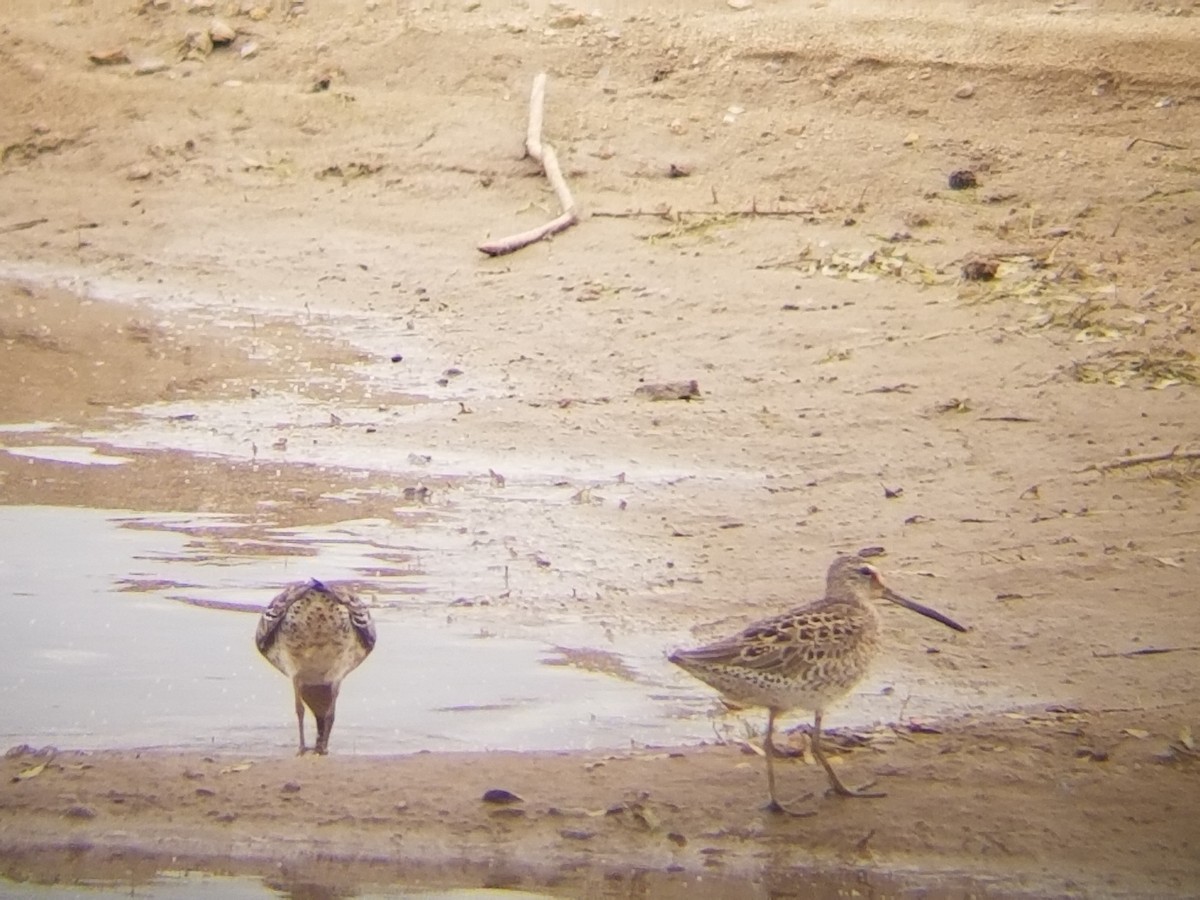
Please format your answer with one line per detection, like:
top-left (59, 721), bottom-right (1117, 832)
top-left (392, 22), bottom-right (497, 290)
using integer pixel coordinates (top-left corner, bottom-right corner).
top-left (1, 447), bottom-right (131, 466)
top-left (0, 266), bottom-right (1005, 755)
top-left (0, 861), bottom-right (1002, 900)
top-left (0, 874), bottom-right (565, 900)
top-left (0, 501), bottom-right (998, 755)
top-left (0, 505), bottom-right (708, 753)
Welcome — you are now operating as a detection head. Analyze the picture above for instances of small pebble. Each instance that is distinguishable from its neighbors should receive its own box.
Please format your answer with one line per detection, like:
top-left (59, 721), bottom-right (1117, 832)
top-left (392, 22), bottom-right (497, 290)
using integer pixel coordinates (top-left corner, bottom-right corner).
top-left (88, 47), bottom-right (130, 66)
top-left (482, 788), bottom-right (523, 804)
top-left (134, 58), bottom-right (170, 75)
top-left (948, 169), bottom-right (977, 190)
top-left (549, 11), bottom-right (587, 27)
top-left (954, 82), bottom-right (976, 99)
top-left (209, 18), bottom-right (236, 43)
top-left (490, 807), bottom-right (526, 818)
top-left (184, 29), bottom-right (213, 57)
top-left (559, 828), bottom-right (595, 840)
top-left (962, 258), bottom-right (998, 281)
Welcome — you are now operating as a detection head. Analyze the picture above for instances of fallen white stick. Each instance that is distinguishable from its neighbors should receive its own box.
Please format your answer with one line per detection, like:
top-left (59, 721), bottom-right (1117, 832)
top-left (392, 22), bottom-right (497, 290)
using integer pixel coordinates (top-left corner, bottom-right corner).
top-left (478, 73), bottom-right (579, 257)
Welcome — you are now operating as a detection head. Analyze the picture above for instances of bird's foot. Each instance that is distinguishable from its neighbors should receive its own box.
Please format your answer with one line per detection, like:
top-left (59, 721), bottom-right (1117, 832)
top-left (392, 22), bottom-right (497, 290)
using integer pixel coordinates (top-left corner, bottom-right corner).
top-left (765, 738), bottom-right (800, 759)
top-left (762, 794), bottom-right (817, 817)
top-left (296, 747), bottom-right (309, 757)
top-left (829, 780), bottom-right (885, 799)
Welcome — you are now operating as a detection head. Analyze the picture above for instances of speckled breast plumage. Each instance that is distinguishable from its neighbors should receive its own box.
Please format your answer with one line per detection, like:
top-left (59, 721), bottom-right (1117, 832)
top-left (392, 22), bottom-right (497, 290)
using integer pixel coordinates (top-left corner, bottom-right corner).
top-left (256, 580), bottom-right (375, 686)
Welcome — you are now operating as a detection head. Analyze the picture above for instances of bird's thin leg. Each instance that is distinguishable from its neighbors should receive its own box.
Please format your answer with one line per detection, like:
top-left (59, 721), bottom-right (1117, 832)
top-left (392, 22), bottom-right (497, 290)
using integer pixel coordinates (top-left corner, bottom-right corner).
top-left (293, 681), bottom-right (307, 756)
top-left (812, 709), bottom-right (884, 799)
top-left (762, 709), bottom-right (815, 816)
top-left (314, 707), bottom-right (334, 756)
top-left (765, 708), bottom-right (778, 804)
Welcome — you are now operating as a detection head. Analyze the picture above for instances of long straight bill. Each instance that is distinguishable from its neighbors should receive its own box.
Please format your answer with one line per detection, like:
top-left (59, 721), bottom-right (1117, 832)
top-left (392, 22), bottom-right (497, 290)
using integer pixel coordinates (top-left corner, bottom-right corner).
top-left (883, 587), bottom-right (967, 632)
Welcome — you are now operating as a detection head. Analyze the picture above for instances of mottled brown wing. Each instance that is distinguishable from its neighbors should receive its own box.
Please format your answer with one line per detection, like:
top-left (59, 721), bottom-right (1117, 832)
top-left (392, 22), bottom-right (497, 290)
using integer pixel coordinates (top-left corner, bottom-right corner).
top-left (324, 581), bottom-right (377, 653)
top-left (254, 580), bottom-right (312, 656)
top-left (673, 601), bottom-right (870, 672)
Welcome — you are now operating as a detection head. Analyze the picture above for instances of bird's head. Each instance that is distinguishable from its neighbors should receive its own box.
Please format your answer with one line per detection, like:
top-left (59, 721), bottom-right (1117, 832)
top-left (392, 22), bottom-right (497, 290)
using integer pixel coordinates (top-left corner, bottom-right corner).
top-left (828, 555), bottom-right (966, 633)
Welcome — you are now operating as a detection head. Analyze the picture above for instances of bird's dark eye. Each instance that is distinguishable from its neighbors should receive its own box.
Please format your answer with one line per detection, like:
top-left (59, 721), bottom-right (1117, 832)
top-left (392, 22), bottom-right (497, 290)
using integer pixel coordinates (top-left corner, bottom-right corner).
top-left (857, 566), bottom-right (873, 577)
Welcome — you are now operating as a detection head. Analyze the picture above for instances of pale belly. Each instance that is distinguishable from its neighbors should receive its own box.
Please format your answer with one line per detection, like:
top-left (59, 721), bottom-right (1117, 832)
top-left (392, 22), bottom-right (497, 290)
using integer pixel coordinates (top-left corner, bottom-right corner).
top-left (685, 654), bottom-right (874, 713)
top-left (264, 598), bottom-right (369, 684)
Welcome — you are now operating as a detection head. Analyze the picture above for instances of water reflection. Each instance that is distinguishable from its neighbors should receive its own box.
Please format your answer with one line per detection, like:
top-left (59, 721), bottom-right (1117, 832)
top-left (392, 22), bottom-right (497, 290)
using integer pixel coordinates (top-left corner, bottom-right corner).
top-left (0, 859), bottom-right (999, 900)
top-left (0, 505), bottom-right (705, 754)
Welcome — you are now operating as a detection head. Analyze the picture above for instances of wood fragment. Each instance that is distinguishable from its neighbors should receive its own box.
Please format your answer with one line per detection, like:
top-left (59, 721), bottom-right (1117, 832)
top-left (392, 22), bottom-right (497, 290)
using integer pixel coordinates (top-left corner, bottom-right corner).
top-left (1081, 446), bottom-right (1200, 473)
top-left (1125, 137), bottom-right (1187, 152)
top-left (593, 208), bottom-right (816, 220)
top-left (0, 218), bottom-right (49, 234)
top-left (1092, 645), bottom-right (1200, 659)
top-left (478, 74), bottom-right (578, 257)
top-left (634, 380), bottom-right (701, 401)
top-left (88, 47), bottom-right (130, 66)
top-left (864, 383), bottom-right (917, 394)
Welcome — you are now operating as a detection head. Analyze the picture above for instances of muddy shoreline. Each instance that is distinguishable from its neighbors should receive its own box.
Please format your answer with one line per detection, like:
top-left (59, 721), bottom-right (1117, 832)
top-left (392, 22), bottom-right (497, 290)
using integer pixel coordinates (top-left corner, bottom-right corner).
top-left (3, 707), bottom-right (1199, 897)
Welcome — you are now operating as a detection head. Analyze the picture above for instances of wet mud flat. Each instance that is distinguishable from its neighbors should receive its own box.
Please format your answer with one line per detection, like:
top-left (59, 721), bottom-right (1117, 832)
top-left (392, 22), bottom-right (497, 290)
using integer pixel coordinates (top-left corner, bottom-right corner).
top-left (0, 501), bottom-right (717, 756)
top-left (2, 713), bottom-right (1199, 899)
top-left (6, 292), bottom-right (1197, 898)
top-left (2, 262), bottom-right (1199, 896)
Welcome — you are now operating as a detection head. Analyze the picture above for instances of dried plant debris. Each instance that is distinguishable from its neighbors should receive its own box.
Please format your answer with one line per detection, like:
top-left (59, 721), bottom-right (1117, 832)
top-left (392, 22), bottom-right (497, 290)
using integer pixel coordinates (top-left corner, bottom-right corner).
top-left (1068, 347), bottom-right (1199, 389)
top-left (634, 380), bottom-right (701, 401)
top-left (957, 256), bottom-right (1191, 345)
top-left (11, 762), bottom-right (48, 782)
top-left (640, 213), bottom-right (737, 242)
top-left (762, 244), bottom-right (942, 285)
top-left (481, 788), bottom-right (524, 804)
top-left (933, 396), bottom-right (972, 414)
top-left (316, 160), bottom-right (384, 180)
top-left (962, 255), bottom-right (1106, 301)
top-left (2, 133), bottom-right (79, 166)
top-left (817, 347), bottom-right (853, 364)
top-left (1080, 446), bottom-right (1200, 477)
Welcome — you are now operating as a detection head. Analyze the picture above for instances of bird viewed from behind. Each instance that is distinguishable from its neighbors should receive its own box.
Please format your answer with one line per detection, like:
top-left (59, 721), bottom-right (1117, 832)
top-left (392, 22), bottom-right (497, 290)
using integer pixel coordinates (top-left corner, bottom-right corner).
top-left (255, 579), bottom-right (377, 755)
top-left (669, 555), bottom-right (966, 815)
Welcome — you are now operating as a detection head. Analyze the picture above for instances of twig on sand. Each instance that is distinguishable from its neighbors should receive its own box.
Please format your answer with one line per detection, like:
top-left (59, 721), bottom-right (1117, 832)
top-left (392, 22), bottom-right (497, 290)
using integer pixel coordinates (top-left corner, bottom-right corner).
top-left (478, 73), bottom-right (578, 257)
top-left (1092, 646), bottom-right (1200, 659)
top-left (0, 217), bottom-right (48, 234)
top-left (1080, 446), bottom-right (1200, 473)
top-left (1125, 137), bottom-right (1186, 152)
top-left (592, 208), bottom-right (817, 219)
